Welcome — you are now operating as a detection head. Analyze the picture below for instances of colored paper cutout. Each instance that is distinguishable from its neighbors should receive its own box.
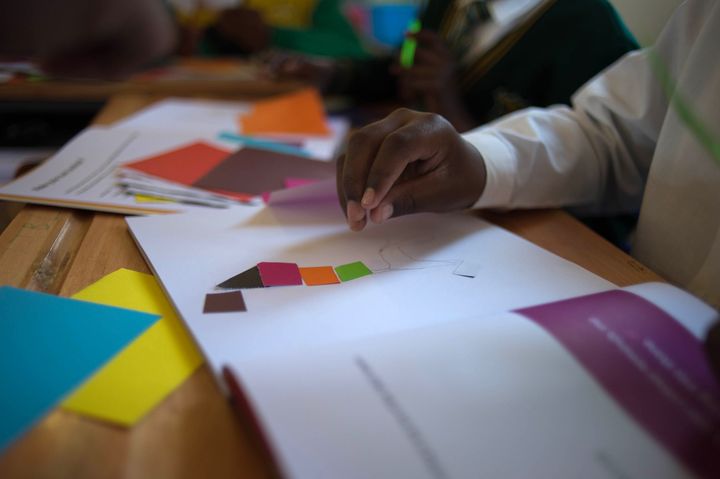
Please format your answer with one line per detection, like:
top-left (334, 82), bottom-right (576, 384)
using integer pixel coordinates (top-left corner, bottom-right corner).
top-left (193, 147), bottom-right (334, 196)
top-left (258, 262), bottom-right (303, 287)
top-left (284, 177), bottom-right (319, 189)
top-left (217, 266), bottom-right (264, 289)
top-left (125, 141), bottom-right (231, 185)
top-left (267, 178), bottom-right (338, 206)
top-left (61, 269), bottom-right (203, 426)
top-left (262, 177), bottom-right (321, 203)
top-left (239, 89), bottom-right (331, 136)
top-left (0, 286), bottom-right (158, 451)
top-left (204, 291), bottom-right (247, 313)
top-left (334, 261), bottom-right (373, 282)
top-left (218, 132), bottom-right (310, 157)
top-left (300, 266), bottom-right (340, 286)
top-left (453, 261), bottom-right (482, 278)
top-left (134, 194), bottom-right (175, 204)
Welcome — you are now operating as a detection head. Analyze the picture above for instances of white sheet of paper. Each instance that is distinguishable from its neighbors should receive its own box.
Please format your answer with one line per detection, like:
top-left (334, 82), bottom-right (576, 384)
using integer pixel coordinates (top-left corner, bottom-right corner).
top-left (115, 97), bottom-right (252, 135)
top-left (0, 127), bottom-right (241, 214)
top-left (237, 283), bottom-right (712, 479)
top-left (114, 97), bottom-right (349, 160)
top-left (127, 202), bottom-right (615, 372)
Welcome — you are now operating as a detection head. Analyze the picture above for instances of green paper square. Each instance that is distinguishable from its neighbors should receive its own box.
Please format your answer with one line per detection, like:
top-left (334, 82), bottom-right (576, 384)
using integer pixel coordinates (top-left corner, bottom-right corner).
top-left (334, 261), bottom-right (372, 282)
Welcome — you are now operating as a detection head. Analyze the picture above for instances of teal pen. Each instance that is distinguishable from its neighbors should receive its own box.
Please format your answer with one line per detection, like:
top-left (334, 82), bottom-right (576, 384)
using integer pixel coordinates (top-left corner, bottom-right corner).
top-left (217, 132), bottom-right (311, 157)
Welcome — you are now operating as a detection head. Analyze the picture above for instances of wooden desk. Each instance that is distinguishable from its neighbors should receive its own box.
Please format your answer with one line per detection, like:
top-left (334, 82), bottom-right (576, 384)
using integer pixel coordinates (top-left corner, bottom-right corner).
top-left (0, 94), bottom-right (662, 479)
top-left (0, 58), bottom-right (300, 101)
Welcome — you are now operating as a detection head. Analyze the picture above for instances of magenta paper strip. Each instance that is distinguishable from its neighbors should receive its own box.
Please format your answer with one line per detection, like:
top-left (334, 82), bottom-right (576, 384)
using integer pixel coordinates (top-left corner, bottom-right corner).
top-left (257, 262), bottom-right (303, 287)
top-left (516, 290), bottom-right (720, 478)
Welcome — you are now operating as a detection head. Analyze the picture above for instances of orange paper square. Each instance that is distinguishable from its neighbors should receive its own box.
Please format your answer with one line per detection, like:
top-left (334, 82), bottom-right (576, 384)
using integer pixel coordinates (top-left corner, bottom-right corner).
top-left (239, 88), bottom-right (331, 136)
top-left (300, 266), bottom-right (340, 286)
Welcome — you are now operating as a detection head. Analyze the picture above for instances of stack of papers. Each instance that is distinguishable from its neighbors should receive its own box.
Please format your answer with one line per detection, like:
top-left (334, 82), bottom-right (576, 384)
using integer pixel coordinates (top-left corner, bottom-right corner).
top-left (0, 89), bottom-right (348, 214)
top-left (120, 141), bottom-right (335, 205)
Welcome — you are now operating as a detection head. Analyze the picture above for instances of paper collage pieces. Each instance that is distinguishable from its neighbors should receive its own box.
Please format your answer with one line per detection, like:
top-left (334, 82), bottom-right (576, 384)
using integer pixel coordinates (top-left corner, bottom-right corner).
top-left (205, 261), bottom-right (374, 314)
top-left (127, 201), bottom-right (615, 375)
top-left (0, 286), bottom-right (159, 451)
top-left (0, 89), bottom-right (348, 214)
top-left (62, 269), bottom-right (204, 426)
top-left (122, 143), bottom-right (335, 203)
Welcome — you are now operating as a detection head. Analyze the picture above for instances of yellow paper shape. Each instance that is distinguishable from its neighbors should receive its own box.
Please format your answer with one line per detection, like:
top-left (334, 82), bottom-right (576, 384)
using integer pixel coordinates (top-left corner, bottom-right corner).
top-left (62, 269), bottom-right (203, 425)
top-left (134, 194), bottom-right (175, 204)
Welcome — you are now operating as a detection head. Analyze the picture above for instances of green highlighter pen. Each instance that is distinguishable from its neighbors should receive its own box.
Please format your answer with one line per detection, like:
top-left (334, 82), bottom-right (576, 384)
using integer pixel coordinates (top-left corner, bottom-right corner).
top-left (400, 19), bottom-right (422, 68)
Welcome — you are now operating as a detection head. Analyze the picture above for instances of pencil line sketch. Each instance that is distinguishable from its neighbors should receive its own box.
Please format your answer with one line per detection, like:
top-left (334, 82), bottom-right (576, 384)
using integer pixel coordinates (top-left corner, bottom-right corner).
top-left (371, 237), bottom-right (462, 274)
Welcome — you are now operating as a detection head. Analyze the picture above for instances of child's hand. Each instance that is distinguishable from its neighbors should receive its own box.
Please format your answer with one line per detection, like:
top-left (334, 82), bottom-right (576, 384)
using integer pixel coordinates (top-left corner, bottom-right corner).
top-left (337, 108), bottom-right (487, 231)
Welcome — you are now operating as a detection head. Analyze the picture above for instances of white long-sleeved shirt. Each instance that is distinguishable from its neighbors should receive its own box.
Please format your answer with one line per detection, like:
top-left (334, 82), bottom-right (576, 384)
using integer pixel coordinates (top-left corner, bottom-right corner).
top-left (464, 0), bottom-right (720, 308)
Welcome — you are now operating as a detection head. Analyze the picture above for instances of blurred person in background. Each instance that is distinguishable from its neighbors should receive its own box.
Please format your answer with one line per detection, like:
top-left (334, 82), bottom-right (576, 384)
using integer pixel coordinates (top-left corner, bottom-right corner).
top-left (335, 0), bottom-right (720, 380)
top-left (172, 0), bottom-right (371, 59)
top-left (270, 0), bottom-right (638, 133)
top-left (0, 0), bottom-right (176, 78)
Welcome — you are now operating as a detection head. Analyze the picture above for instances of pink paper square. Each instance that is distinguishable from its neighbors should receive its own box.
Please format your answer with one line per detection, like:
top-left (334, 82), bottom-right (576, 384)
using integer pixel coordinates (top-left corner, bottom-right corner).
top-left (284, 177), bottom-right (319, 189)
top-left (257, 262), bottom-right (303, 286)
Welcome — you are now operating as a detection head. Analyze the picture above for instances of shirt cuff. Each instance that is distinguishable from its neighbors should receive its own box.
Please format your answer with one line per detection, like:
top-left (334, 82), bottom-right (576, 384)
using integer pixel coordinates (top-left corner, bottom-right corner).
top-left (462, 130), bottom-right (516, 209)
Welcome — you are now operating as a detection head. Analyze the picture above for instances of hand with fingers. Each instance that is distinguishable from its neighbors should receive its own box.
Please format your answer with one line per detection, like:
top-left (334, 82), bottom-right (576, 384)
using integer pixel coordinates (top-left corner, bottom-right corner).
top-left (393, 30), bottom-right (477, 132)
top-left (337, 108), bottom-right (487, 232)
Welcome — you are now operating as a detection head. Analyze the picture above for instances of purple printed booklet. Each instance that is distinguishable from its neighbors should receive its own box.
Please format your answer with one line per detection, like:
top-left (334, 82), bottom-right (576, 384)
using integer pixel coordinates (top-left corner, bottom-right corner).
top-left (229, 283), bottom-right (720, 479)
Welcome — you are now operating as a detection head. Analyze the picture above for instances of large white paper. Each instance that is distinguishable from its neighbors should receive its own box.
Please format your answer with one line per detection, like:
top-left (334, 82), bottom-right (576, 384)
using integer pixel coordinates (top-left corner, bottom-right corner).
top-left (127, 201), bottom-right (615, 372)
top-left (0, 127), bottom-right (242, 214)
top-left (115, 97), bottom-right (252, 135)
top-left (237, 283), bottom-right (716, 479)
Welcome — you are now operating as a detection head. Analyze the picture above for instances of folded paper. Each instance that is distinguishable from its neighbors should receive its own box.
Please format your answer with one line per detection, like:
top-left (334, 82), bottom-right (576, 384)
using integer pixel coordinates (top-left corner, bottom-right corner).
top-left (61, 269), bottom-right (203, 426)
top-left (1, 286), bottom-right (158, 450)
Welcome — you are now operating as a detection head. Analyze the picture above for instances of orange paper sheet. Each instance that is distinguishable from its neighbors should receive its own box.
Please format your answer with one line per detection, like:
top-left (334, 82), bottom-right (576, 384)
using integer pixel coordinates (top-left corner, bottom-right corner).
top-left (239, 89), bottom-right (331, 136)
top-left (299, 266), bottom-right (340, 286)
